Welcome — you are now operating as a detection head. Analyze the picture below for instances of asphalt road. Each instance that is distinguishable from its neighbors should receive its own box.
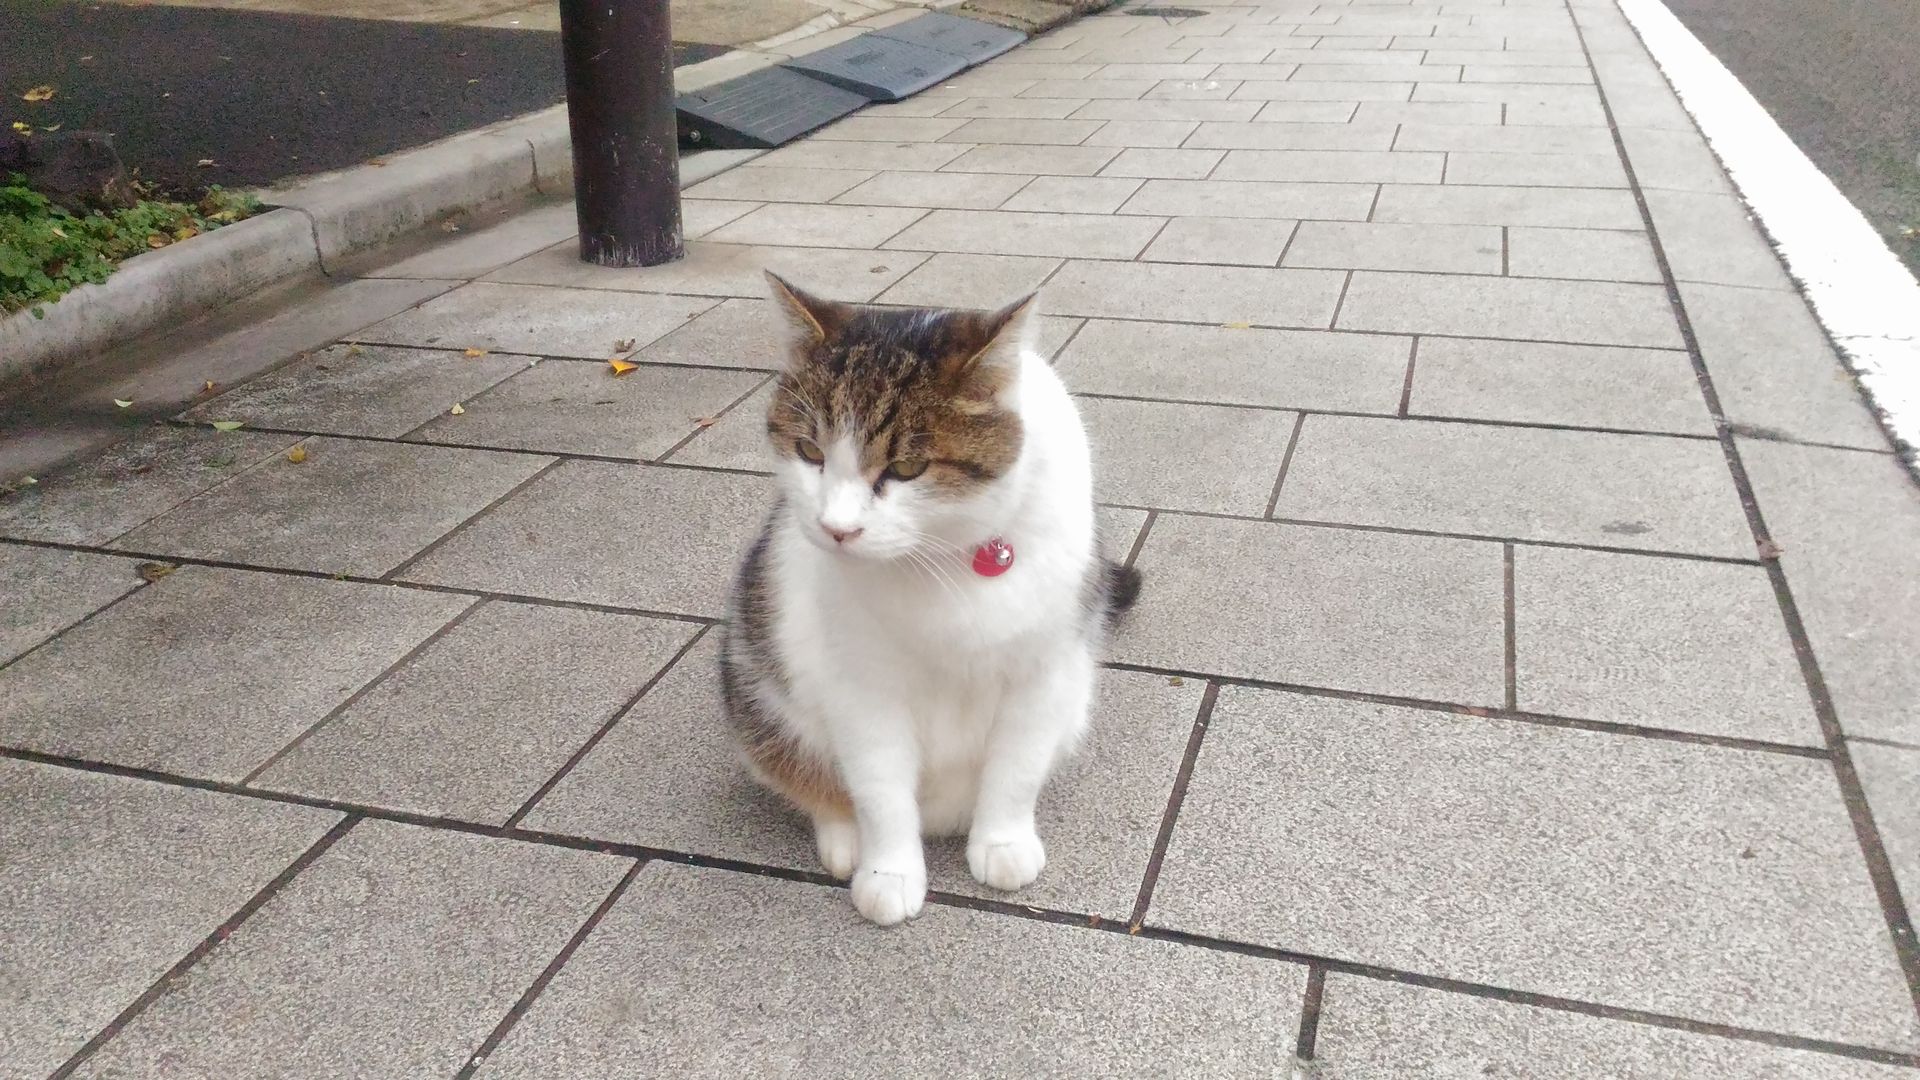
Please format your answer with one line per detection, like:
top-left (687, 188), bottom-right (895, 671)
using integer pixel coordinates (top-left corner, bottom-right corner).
top-left (1663, 0), bottom-right (1920, 275)
top-left (1, 0), bottom-right (724, 192)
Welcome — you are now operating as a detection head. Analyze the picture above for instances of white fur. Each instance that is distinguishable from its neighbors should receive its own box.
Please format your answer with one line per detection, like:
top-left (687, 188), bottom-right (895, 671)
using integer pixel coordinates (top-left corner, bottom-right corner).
top-left (758, 331), bottom-right (1100, 926)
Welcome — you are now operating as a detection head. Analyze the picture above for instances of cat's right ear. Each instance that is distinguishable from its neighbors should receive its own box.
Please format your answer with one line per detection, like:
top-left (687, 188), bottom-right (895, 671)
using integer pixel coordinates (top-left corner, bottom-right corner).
top-left (765, 271), bottom-right (851, 348)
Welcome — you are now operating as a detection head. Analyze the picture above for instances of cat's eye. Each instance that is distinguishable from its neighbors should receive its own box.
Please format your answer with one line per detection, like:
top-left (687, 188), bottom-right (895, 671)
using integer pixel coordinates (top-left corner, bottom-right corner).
top-left (885, 457), bottom-right (929, 482)
top-left (795, 438), bottom-right (824, 465)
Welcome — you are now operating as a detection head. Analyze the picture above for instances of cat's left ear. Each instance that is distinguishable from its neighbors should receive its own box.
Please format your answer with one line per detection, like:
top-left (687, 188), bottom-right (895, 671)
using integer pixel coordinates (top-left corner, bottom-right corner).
top-left (947, 292), bottom-right (1040, 396)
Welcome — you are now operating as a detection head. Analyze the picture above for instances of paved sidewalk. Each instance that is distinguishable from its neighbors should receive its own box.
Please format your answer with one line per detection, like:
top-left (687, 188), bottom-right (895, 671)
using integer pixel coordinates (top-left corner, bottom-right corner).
top-left (5, 0), bottom-right (1920, 1075)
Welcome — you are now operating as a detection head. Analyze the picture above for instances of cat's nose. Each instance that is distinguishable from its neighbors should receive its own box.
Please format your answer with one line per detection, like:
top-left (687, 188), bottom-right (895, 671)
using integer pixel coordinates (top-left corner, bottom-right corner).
top-left (823, 523), bottom-right (864, 544)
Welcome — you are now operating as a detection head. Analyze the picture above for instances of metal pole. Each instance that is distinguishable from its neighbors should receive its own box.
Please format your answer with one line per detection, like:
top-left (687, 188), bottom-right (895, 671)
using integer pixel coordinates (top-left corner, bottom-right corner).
top-left (557, 0), bottom-right (684, 267)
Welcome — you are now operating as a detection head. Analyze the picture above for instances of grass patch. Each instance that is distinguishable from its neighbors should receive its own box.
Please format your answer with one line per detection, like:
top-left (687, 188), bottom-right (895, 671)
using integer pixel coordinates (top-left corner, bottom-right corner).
top-left (1, 174), bottom-right (259, 317)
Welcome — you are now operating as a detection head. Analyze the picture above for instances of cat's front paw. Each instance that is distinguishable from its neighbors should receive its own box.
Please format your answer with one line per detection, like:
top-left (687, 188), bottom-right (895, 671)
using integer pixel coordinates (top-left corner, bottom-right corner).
top-left (850, 861), bottom-right (926, 926)
top-left (966, 828), bottom-right (1047, 892)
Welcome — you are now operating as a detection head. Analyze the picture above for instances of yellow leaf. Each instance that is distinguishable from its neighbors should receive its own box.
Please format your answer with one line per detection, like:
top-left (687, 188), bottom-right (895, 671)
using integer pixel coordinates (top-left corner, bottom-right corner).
top-left (346, 344), bottom-right (363, 356)
top-left (449, 402), bottom-right (466, 415)
top-left (147, 235), bottom-right (167, 249)
top-left (286, 445), bottom-right (308, 464)
top-left (1222, 321), bottom-right (1252, 330)
top-left (113, 398), bottom-right (132, 408)
top-left (22, 85), bottom-right (54, 103)
top-left (174, 226), bottom-right (199, 241)
top-left (367, 157), bottom-right (387, 167)
top-left (462, 347), bottom-right (487, 358)
top-left (209, 420), bottom-right (244, 431)
top-left (203, 380), bottom-right (218, 392)
top-left (607, 359), bottom-right (638, 376)
top-left (9, 121), bottom-right (28, 133)
top-left (136, 562), bottom-right (176, 582)
top-left (48, 225), bottom-right (65, 238)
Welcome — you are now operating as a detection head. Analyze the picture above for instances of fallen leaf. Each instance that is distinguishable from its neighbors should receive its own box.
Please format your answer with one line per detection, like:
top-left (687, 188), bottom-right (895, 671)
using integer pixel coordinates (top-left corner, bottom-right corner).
top-left (113, 398), bottom-right (132, 408)
top-left (136, 562), bottom-right (177, 582)
top-left (1757, 539), bottom-right (1785, 560)
top-left (286, 445), bottom-right (308, 464)
top-left (173, 225), bottom-right (199, 241)
top-left (346, 344), bottom-right (363, 356)
top-left (1222, 321), bottom-right (1252, 329)
top-left (1167, 676), bottom-right (1184, 686)
top-left (208, 420), bottom-right (244, 431)
top-left (869, 265), bottom-right (889, 274)
top-left (449, 402), bottom-right (466, 415)
top-left (40, 123), bottom-right (60, 132)
top-left (21, 85), bottom-right (54, 102)
top-left (466, 78), bottom-right (481, 84)
top-left (196, 158), bottom-right (216, 168)
top-left (367, 157), bottom-right (387, 167)
top-left (79, 55), bottom-right (93, 61)
top-left (9, 121), bottom-right (28, 133)
top-left (463, 347), bottom-right (488, 358)
top-left (692, 415), bottom-right (719, 429)
top-left (612, 337), bottom-right (636, 352)
top-left (1127, 924), bottom-right (1142, 936)
top-left (203, 380), bottom-right (218, 392)
top-left (202, 451), bottom-right (237, 467)
top-left (147, 235), bottom-right (167, 249)
top-left (48, 225), bottom-right (65, 238)
top-left (607, 359), bottom-right (638, 376)
top-left (1463, 705), bottom-right (1491, 717)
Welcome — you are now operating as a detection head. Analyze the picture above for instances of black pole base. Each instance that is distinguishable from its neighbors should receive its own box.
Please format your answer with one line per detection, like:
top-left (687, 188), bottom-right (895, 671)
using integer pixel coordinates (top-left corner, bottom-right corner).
top-left (558, 0), bottom-right (684, 268)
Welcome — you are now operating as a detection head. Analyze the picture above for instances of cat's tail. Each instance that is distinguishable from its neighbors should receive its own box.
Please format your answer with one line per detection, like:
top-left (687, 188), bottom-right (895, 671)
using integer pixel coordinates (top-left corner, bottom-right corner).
top-left (1100, 558), bottom-right (1143, 630)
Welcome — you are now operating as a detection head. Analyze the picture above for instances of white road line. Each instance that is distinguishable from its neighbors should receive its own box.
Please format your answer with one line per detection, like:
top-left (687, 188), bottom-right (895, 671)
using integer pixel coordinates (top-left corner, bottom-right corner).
top-left (1617, 0), bottom-right (1920, 462)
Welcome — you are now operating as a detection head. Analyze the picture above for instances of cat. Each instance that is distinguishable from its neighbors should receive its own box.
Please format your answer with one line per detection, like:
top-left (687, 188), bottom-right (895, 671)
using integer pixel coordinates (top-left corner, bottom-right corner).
top-left (718, 272), bottom-right (1141, 927)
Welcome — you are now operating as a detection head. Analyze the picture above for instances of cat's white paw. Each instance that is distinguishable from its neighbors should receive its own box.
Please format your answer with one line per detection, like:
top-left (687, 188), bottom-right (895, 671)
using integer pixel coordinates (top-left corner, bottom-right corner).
top-left (850, 863), bottom-right (926, 926)
top-left (967, 829), bottom-right (1047, 892)
top-left (814, 818), bottom-right (859, 880)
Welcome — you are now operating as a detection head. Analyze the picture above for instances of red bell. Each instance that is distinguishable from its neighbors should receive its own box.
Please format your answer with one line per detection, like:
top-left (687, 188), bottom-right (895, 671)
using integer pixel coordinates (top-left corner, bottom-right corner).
top-left (972, 537), bottom-right (1014, 577)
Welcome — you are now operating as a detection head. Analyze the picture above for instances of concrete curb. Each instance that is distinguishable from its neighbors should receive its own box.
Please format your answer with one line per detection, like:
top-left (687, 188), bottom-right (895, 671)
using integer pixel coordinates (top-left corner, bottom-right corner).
top-left (0, 0), bottom-right (1102, 395)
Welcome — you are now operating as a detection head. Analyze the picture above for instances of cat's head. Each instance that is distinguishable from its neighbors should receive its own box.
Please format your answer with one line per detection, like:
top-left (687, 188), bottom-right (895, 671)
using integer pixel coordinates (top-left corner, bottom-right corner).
top-left (762, 271), bottom-right (1035, 561)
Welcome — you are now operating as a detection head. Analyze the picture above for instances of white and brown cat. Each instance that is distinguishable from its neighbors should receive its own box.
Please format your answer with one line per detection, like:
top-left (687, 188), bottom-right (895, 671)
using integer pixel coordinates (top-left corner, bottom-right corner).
top-left (719, 273), bottom-right (1140, 926)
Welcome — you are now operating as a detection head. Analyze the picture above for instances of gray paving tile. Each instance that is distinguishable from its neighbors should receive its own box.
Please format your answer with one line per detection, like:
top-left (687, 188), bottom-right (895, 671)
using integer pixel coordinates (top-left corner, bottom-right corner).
top-left (936, 97), bottom-right (1087, 119)
top-left (74, 821), bottom-right (628, 1080)
top-left (1046, 260), bottom-right (1346, 326)
top-left (1424, 48), bottom-right (1589, 67)
top-left (474, 862), bottom-right (1306, 1078)
top-left (1401, 118), bottom-right (1614, 153)
top-left (1409, 337), bottom-right (1713, 435)
top-left (1372, 183), bottom-right (1643, 228)
top-left (177, 343), bottom-right (532, 438)
top-left (681, 199), bottom-right (761, 240)
top-left (1644, 189), bottom-right (1793, 291)
top-left (1617, 125), bottom-right (1737, 194)
top-left (1186, 121), bottom-right (1399, 150)
top-left (1080, 397), bottom-right (1297, 515)
top-left (1070, 98), bottom-right (1264, 122)
top-left (1294, 63), bottom-right (1462, 82)
top-left (1214, 148), bottom-right (1445, 183)
top-left (707, 203), bottom-right (929, 248)
top-left (1114, 515), bottom-right (1505, 703)
top-left (683, 165), bottom-right (875, 203)
top-left (884, 208), bottom-right (1165, 259)
top-left (875, 252), bottom-right (1062, 309)
top-left (485, 242), bottom-right (928, 302)
top-left (1084, 119), bottom-right (1202, 147)
top-left (1141, 216), bottom-right (1297, 265)
top-left (1120, 178), bottom-right (1376, 220)
top-left (1681, 281), bottom-right (1889, 450)
top-left (113, 437), bottom-right (552, 577)
top-left (1515, 546), bottom-right (1819, 743)
top-left (749, 140), bottom-right (971, 172)
top-left (1233, 79), bottom-right (1418, 101)
top-left (0, 545), bottom-right (144, 664)
top-left (0, 566), bottom-right (469, 779)
top-left (1098, 62), bottom-right (1222, 80)
top-left (810, 115), bottom-right (968, 142)
top-left (526, 637), bottom-right (1204, 916)
top-left (1313, 976), bottom-right (1920, 1079)
top-left (1252, 101), bottom-right (1366, 122)
top-left (941, 117), bottom-right (1106, 145)
top-left (1444, 150), bottom-right (1628, 188)
top-left (1212, 54), bottom-right (1422, 73)
top-left (1020, 77), bottom-right (1161, 99)
top-left (659, 381), bottom-right (775, 472)
top-left (938, 143), bottom-right (1122, 176)
top-left (1855, 742), bottom-right (1920, 922)
top-left (1001, 175), bottom-right (1145, 213)
top-left (1150, 688), bottom-right (1918, 1050)
top-left (1284, 221), bottom-right (1502, 273)
top-left (1462, 63), bottom-right (1593, 84)
top-left (831, 169), bottom-right (1035, 209)
top-left (352, 281), bottom-right (717, 359)
top-left (368, 200), bottom-right (578, 280)
top-left (0, 426), bottom-right (301, 545)
top-left (1352, 100), bottom-right (1503, 124)
top-left (1506, 96), bottom-right (1612, 125)
top-left (631, 297), bottom-right (784, 370)
top-left (1336, 271), bottom-right (1684, 349)
top-left (1276, 416), bottom-right (1753, 556)
top-left (1097, 504), bottom-right (1150, 560)
top-left (1101, 148), bottom-right (1232, 184)
top-left (1507, 225), bottom-right (1661, 282)
top-left (410, 360), bottom-right (764, 460)
top-left (252, 602), bottom-right (699, 821)
top-left (1057, 317), bottom-right (1409, 413)
top-left (0, 761), bottom-right (340, 1079)
top-left (1738, 441), bottom-right (1920, 743)
top-left (397, 461), bottom-right (764, 617)
top-left (1415, 82), bottom-right (1601, 106)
